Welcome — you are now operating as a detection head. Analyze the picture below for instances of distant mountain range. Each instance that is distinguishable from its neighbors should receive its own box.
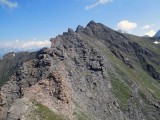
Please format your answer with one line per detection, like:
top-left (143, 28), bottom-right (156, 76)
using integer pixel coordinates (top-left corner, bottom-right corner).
top-left (0, 48), bottom-right (18, 57)
top-left (0, 48), bottom-right (40, 57)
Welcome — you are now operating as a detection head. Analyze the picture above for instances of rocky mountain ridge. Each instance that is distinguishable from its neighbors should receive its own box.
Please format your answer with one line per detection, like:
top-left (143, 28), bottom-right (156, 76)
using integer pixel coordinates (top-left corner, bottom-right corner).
top-left (0, 21), bottom-right (160, 120)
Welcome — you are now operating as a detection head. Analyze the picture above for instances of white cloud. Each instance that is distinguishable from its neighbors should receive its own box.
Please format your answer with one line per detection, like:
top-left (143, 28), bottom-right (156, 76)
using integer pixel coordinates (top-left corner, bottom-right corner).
top-left (117, 20), bottom-right (137, 31)
top-left (142, 25), bottom-right (150, 29)
top-left (2, 40), bottom-right (51, 50)
top-left (145, 30), bottom-right (156, 37)
top-left (85, 0), bottom-right (112, 10)
top-left (0, 0), bottom-right (18, 9)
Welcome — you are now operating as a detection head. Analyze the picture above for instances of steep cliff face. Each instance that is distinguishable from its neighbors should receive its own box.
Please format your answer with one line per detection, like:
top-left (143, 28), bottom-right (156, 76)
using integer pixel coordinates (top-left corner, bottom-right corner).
top-left (0, 21), bottom-right (160, 120)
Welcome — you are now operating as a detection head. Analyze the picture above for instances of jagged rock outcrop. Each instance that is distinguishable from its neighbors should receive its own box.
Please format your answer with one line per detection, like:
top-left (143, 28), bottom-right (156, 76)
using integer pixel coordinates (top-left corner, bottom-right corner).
top-left (0, 21), bottom-right (160, 120)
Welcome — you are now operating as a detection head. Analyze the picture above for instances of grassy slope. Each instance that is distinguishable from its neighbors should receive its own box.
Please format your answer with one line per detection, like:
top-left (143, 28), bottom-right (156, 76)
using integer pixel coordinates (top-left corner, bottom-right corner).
top-left (124, 34), bottom-right (160, 76)
top-left (124, 34), bottom-right (160, 54)
top-left (26, 102), bottom-right (65, 120)
top-left (27, 102), bottom-right (90, 120)
top-left (96, 39), bottom-right (160, 111)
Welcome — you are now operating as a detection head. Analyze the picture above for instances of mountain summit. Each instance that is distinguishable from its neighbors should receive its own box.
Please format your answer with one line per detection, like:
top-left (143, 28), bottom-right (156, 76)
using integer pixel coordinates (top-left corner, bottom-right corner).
top-left (154, 29), bottom-right (160, 37)
top-left (0, 21), bottom-right (160, 120)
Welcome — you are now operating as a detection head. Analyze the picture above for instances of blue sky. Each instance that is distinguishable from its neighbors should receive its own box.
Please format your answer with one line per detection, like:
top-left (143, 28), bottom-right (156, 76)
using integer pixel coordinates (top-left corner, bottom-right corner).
top-left (0, 0), bottom-right (160, 49)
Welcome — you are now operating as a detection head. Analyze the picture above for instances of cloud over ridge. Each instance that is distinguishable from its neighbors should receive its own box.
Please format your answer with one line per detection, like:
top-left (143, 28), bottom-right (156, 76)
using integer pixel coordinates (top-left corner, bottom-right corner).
top-left (117, 20), bottom-right (137, 31)
top-left (145, 30), bottom-right (156, 37)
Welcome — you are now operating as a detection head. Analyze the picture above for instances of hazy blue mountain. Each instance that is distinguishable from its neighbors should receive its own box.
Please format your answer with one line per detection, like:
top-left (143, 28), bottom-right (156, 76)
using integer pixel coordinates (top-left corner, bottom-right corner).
top-left (154, 29), bottom-right (160, 37)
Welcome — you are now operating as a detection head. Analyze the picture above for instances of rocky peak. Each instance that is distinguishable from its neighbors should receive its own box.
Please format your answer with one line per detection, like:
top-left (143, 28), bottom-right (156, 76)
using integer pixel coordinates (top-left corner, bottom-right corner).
top-left (68, 28), bottom-right (74, 34)
top-left (86, 20), bottom-right (97, 27)
top-left (76, 25), bottom-right (84, 33)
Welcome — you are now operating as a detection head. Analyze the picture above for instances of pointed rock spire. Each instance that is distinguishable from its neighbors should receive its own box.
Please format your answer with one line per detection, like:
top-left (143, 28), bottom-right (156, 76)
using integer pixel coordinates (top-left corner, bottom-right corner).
top-left (76, 25), bottom-right (84, 33)
top-left (87, 20), bottom-right (97, 27)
